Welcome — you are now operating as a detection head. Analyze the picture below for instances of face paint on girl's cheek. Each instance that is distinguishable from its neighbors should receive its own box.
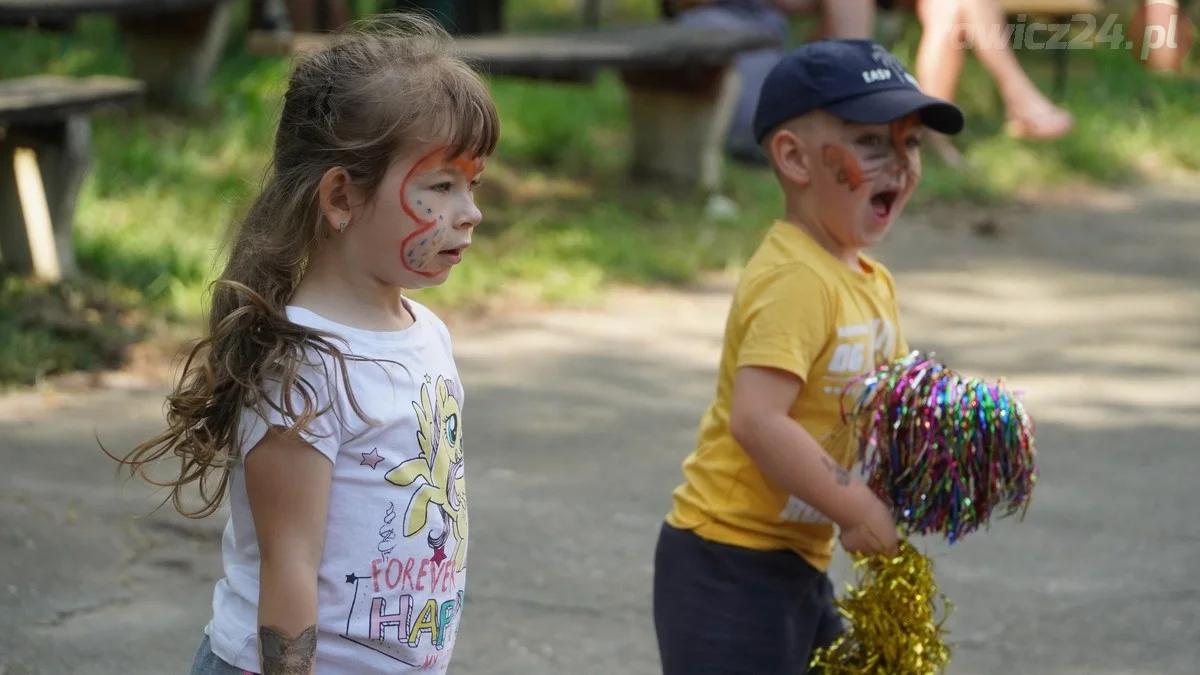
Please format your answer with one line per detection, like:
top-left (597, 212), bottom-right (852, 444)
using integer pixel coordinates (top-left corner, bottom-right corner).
top-left (402, 229), bottom-right (449, 269)
top-left (398, 149), bottom-right (483, 277)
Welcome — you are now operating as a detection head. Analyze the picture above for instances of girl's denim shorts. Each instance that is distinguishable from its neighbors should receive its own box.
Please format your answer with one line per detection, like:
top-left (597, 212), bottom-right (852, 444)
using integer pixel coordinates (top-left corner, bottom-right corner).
top-left (189, 634), bottom-right (255, 675)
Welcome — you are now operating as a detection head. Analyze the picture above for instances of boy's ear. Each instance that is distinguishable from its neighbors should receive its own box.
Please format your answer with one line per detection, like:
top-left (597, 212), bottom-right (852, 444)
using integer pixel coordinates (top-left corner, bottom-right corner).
top-left (767, 127), bottom-right (812, 186)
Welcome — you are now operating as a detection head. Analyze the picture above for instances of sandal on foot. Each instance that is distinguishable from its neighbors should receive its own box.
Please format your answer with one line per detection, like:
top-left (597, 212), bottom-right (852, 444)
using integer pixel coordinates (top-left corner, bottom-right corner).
top-left (1004, 109), bottom-right (1074, 141)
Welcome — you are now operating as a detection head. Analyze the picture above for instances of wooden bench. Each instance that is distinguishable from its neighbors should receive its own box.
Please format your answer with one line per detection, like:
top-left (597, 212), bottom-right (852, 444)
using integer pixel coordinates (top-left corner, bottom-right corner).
top-left (0, 75), bottom-right (144, 281)
top-left (248, 23), bottom-right (782, 193)
top-left (0, 0), bottom-right (234, 111)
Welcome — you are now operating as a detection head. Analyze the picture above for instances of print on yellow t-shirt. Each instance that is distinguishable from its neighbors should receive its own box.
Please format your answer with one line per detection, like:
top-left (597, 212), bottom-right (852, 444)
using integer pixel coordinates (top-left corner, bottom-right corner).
top-left (665, 220), bottom-right (909, 571)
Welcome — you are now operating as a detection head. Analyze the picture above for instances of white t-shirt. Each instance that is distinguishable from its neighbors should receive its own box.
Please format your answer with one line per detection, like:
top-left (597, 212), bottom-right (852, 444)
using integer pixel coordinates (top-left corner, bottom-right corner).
top-left (205, 300), bottom-right (468, 674)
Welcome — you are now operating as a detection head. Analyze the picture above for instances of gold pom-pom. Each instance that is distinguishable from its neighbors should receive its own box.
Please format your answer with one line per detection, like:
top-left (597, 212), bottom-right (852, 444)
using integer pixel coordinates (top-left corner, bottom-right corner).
top-left (810, 541), bottom-right (953, 675)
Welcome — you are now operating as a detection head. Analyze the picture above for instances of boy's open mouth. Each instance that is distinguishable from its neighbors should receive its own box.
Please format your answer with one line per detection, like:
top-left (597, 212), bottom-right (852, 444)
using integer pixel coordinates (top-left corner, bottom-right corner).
top-left (870, 190), bottom-right (898, 219)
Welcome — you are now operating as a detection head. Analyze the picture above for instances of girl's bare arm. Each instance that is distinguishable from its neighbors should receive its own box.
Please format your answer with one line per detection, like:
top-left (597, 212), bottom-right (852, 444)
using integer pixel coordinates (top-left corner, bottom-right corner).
top-left (244, 427), bottom-right (334, 675)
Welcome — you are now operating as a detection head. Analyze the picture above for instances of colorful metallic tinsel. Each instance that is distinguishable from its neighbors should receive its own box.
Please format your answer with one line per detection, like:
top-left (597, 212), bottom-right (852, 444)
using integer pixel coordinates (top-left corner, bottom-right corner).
top-left (839, 351), bottom-right (1039, 544)
top-left (813, 352), bottom-right (1038, 675)
top-left (809, 541), bottom-right (952, 675)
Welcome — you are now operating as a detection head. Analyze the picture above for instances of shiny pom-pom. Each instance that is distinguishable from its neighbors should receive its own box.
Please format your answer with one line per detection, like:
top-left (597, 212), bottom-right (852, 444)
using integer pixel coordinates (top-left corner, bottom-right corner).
top-left (809, 541), bottom-right (952, 675)
top-left (840, 351), bottom-right (1038, 544)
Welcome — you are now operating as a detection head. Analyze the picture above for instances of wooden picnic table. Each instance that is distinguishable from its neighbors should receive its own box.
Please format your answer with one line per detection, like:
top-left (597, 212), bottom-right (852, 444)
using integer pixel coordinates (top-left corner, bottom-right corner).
top-left (0, 75), bottom-right (144, 281)
top-left (0, 0), bottom-right (220, 20)
top-left (998, 0), bottom-right (1106, 98)
top-left (0, 0), bottom-right (234, 112)
top-left (251, 22), bottom-right (782, 193)
top-left (456, 24), bottom-right (777, 72)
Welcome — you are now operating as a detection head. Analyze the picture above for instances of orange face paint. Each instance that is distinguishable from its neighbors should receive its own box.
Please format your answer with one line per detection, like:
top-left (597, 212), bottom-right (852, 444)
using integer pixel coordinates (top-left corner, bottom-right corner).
top-left (399, 148), bottom-right (483, 277)
top-left (889, 114), bottom-right (919, 172)
top-left (821, 143), bottom-right (866, 191)
top-left (449, 156), bottom-right (483, 182)
top-left (822, 114), bottom-right (922, 195)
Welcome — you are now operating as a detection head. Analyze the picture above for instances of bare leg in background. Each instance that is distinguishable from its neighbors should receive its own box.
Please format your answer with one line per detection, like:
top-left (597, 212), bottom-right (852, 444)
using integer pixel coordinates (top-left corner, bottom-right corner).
top-left (787, 0), bottom-right (877, 40)
top-left (913, 0), bottom-right (1073, 140)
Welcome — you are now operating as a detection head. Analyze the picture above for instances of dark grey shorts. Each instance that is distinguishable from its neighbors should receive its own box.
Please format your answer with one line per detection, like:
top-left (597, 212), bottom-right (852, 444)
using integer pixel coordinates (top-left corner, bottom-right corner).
top-left (652, 522), bottom-right (844, 675)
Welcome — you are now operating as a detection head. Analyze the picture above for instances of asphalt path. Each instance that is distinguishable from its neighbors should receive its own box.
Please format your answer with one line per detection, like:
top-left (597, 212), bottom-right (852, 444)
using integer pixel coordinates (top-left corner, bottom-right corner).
top-left (2, 183), bottom-right (1198, 674)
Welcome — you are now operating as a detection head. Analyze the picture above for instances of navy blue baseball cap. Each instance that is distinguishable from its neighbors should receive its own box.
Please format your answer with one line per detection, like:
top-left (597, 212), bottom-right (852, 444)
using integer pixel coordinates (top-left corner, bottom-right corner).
top-left (753, 39), bottom-right (965, 144)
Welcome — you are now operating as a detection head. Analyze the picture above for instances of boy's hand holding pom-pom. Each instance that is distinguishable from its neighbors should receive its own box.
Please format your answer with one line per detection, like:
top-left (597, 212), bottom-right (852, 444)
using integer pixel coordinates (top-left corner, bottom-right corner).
top-left (838, 521), bottom-right (898, 559)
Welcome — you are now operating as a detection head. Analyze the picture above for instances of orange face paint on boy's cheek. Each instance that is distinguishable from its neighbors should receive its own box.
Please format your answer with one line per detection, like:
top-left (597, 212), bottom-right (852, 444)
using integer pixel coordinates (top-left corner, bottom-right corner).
top-left (398, 149), bottom-right (483, 277)
top-left (819, 114), bottom-right (922, 195)
top-left (821, 143), bottom-right (866, 191)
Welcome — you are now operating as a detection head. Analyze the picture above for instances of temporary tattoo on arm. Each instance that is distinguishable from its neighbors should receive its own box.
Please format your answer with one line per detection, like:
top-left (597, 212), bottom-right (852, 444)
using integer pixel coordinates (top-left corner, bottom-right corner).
top-left (260, 624), bottom-right (317, 675)
top-left (822, 456), bottom-right (852, 486)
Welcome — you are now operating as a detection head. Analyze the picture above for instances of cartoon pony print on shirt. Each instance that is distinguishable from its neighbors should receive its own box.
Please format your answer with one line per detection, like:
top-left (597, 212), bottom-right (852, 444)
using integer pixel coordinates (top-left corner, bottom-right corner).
top-left (386, 374), bottom-right (468, 573)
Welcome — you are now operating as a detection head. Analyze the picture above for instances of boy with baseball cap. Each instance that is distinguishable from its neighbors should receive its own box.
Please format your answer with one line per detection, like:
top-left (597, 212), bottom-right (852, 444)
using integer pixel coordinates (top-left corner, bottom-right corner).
top-left (652, 39), bottom-right (964, 674)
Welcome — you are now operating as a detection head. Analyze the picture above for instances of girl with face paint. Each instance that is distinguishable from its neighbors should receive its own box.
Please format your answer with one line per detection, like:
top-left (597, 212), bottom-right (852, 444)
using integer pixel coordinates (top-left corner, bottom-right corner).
top-left (111, 15), bottom-right (499, 675)
top-left (346, 144), bottom-right (486, 290)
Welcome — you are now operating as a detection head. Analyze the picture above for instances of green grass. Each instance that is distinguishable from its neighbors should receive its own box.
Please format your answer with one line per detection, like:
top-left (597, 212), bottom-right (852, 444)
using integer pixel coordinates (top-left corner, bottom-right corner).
top-left (0, 275), bottom-right (148, 385)
top-left (0, 1), bottom-right (1197, 387)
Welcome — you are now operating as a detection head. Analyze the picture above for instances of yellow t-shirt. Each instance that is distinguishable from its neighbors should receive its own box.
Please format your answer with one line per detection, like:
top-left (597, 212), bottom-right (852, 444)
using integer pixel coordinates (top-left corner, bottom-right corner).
top-left (665, 220), bottom-right (909, 571)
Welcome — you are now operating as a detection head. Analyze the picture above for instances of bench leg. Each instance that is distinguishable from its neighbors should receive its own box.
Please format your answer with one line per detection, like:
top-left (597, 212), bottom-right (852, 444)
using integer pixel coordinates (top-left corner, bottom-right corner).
top-left (1051, 39), bottom-right (1068, 100)
top-left (117, 1), bottom-right (233, 111)
top-left (0, 118), bottom-right (89, 280)
top-left (620, 65), bottom-right (742, 194)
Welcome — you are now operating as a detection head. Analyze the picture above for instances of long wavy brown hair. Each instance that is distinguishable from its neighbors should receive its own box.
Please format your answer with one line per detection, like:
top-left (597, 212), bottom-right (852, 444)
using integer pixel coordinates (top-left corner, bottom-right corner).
top-left (106, 13), bottom-right (500, 519)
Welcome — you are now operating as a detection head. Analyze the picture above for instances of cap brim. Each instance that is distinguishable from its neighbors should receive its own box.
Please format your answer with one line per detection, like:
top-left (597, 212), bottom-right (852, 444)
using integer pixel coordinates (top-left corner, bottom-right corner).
top-left (825, 88), bottom-right (965, 136)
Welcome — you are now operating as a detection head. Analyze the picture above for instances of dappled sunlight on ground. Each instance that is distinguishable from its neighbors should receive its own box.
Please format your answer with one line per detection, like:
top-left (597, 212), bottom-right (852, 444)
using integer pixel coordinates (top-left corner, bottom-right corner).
top-left (875, 182), bottom-right (1200, 433)
top-left (899, 265), bottom-right (1200, 430)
